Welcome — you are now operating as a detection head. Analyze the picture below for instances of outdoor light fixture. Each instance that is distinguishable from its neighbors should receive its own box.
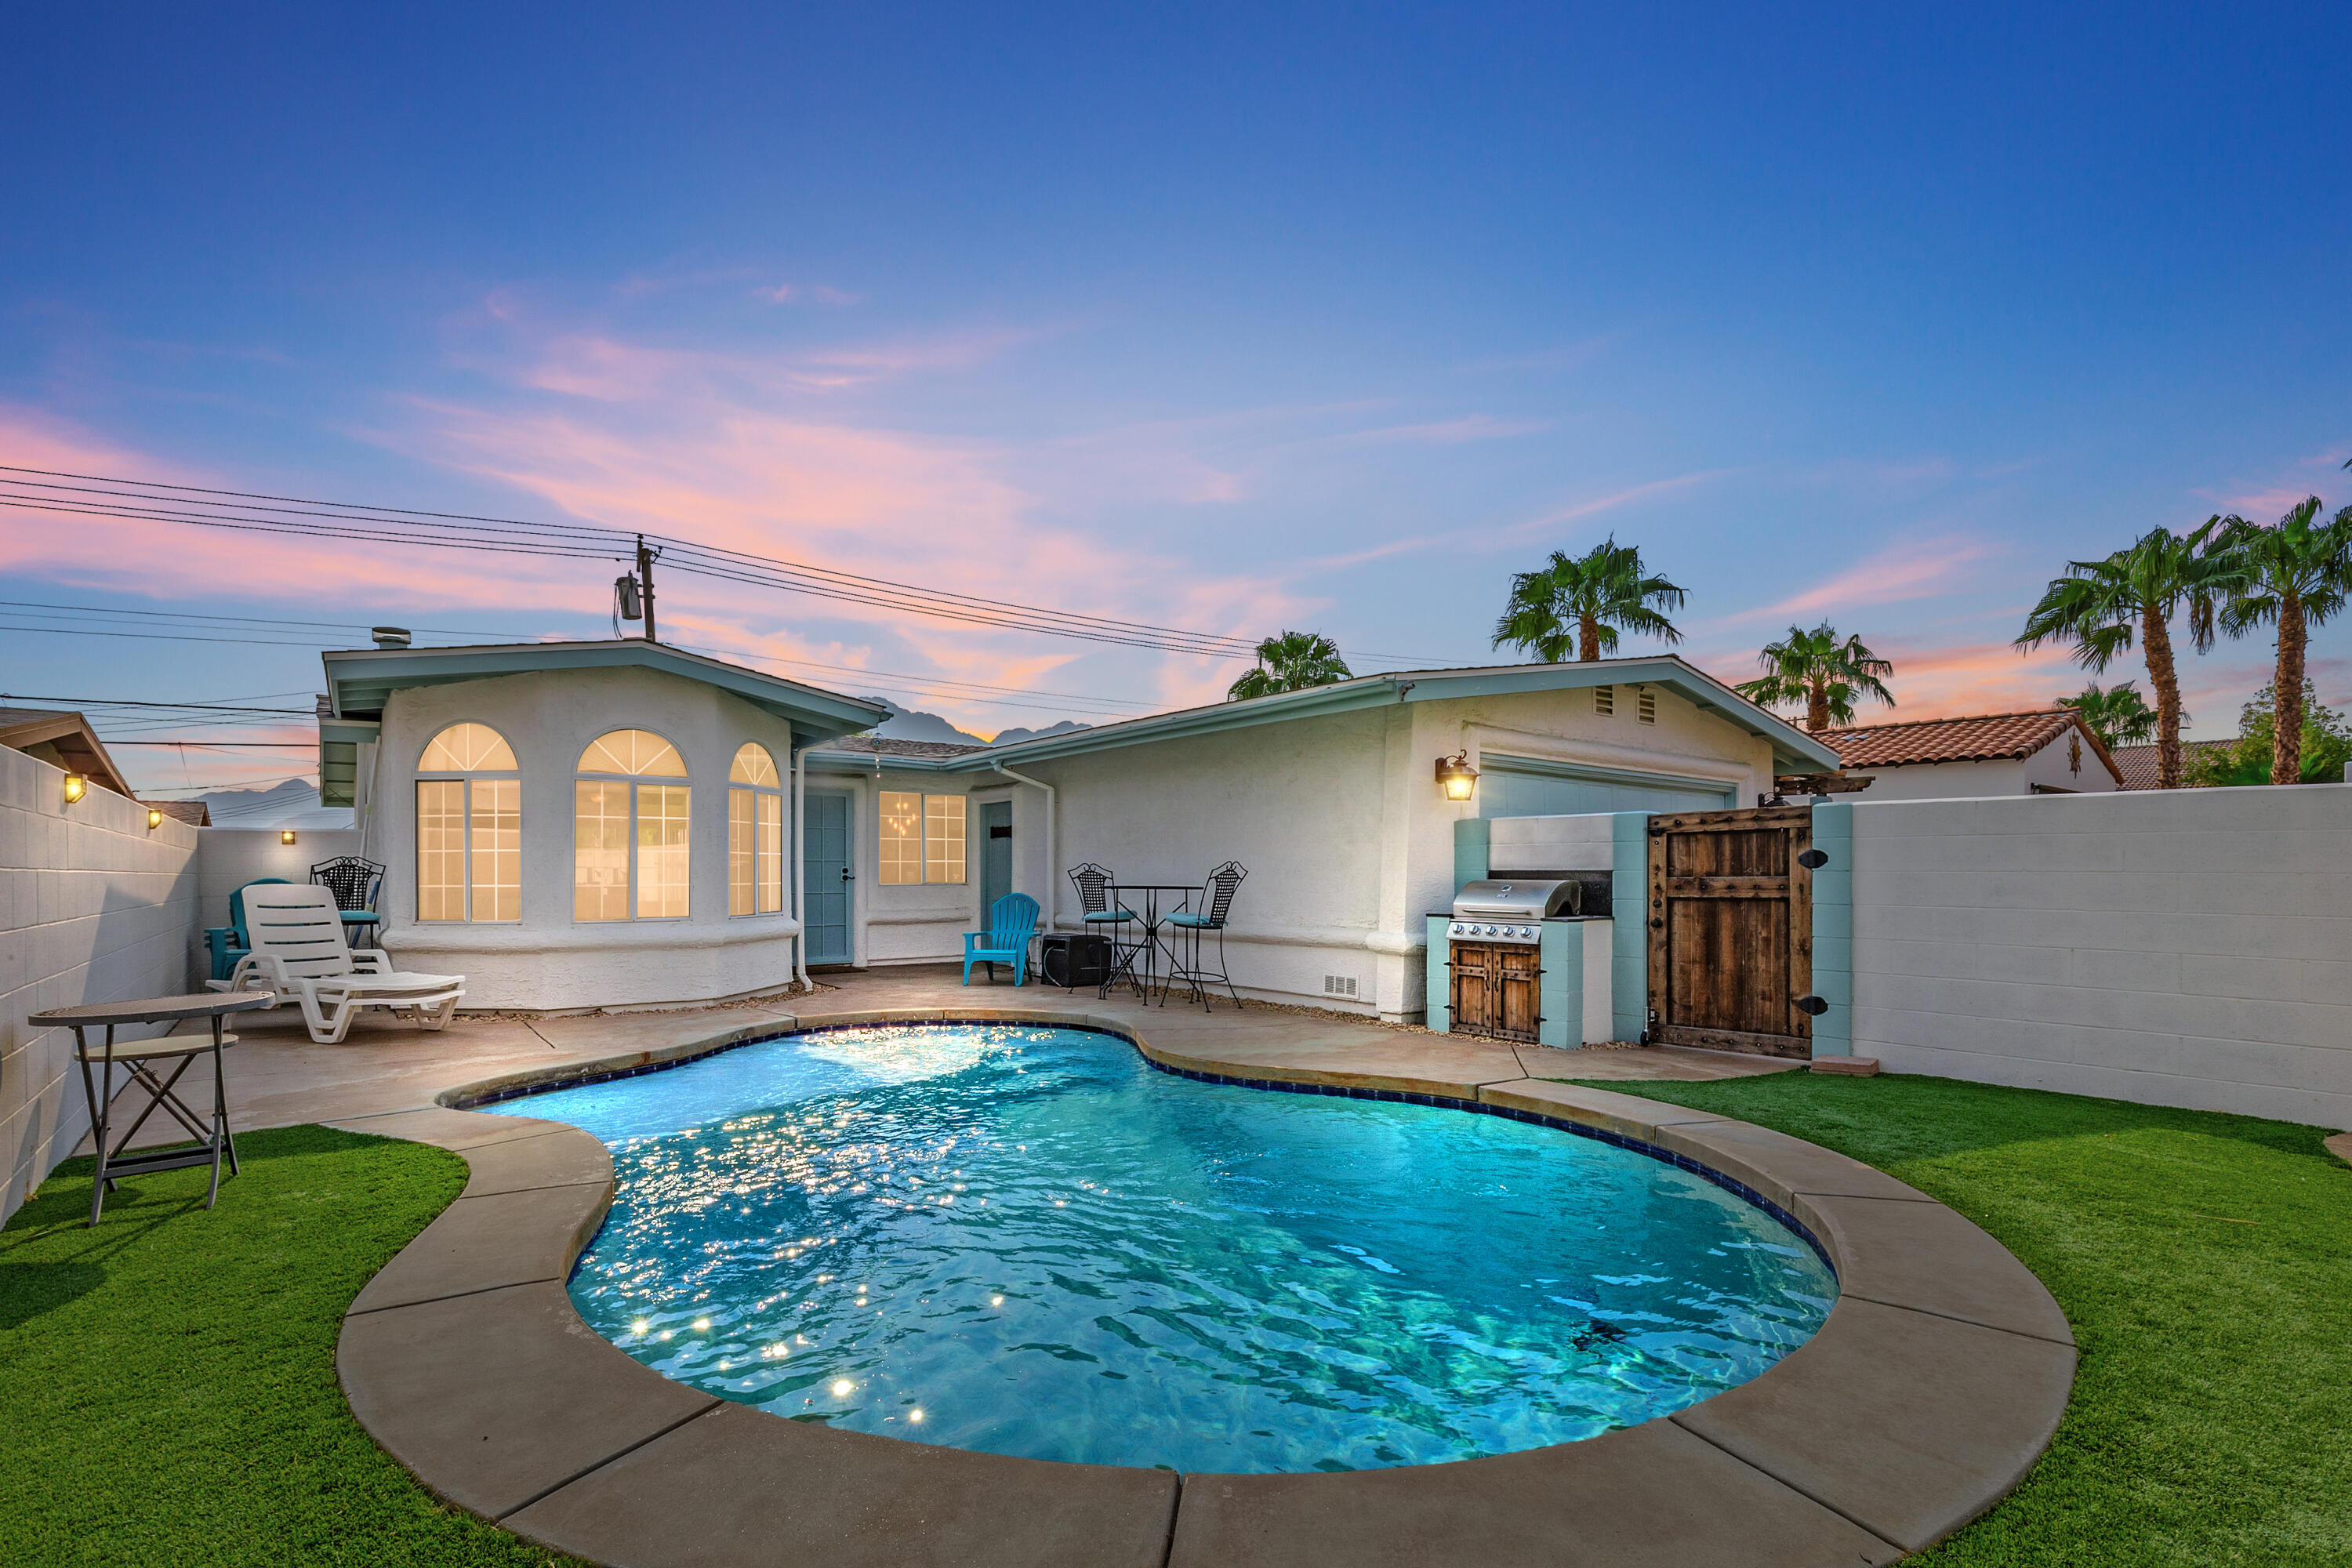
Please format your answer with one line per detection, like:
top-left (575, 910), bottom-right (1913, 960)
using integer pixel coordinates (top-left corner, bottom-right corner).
top-left (148, 807), bottom-right (164, 830)
top-left (281, 829), bottom-right (298, 846)
top-left (62, 773), bottom-right (87, 805)
top-left (1436, 751), bottom-right (1479, 802)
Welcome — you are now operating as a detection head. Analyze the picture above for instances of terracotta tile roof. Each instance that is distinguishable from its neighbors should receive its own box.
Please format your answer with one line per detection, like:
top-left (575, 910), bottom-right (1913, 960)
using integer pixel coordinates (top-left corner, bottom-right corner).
top-left (2108, 740), bottom-right (2233, 790)
top-left (817, 735), bottom-right (988, 760)
top-left (1821, 710), bottom-right (2119, 778)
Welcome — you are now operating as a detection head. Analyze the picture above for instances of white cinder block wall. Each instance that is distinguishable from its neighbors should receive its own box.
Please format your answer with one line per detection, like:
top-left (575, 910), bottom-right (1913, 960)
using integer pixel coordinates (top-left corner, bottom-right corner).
top-left (1842, 785), bottom-right (2352, 1130)
top-left (0, 748), bottom-right (202, 1224)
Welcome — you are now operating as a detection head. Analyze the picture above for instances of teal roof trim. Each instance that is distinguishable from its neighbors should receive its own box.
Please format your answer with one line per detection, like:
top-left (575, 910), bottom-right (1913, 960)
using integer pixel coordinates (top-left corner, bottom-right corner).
top-left (800, 656), bottom-right (1841, 775)
top-left (321, 641), bottom-right (889, 748)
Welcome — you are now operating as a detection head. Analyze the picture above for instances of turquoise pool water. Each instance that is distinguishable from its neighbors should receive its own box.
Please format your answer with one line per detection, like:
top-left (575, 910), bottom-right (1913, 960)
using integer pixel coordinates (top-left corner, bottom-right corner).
top-left (488, 1023), bottom-right (1834, 1473)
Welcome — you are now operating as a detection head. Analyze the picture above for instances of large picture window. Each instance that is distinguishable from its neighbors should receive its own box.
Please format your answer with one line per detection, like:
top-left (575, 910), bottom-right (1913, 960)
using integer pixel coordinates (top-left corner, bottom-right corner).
top-left (416, 722), bottom-right (520, 922)
top-left (728, 742), bottom-right (784, 916)
top-left (877, 791), bottom-right (966, 885)
top-left (575, 728), bottom-right (690, 921)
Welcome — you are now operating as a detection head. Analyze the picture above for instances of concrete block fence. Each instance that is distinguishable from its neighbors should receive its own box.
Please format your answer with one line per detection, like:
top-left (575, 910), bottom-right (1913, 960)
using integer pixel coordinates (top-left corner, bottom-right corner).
top-left (0, 746), bottom-right (202, 1223)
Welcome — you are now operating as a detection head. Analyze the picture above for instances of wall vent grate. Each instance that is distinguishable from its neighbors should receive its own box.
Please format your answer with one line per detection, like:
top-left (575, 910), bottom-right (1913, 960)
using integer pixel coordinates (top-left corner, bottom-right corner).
top-left (1593, 685), bottom-right (1614, 716)
top-left (1323, 975), bottom-right (1359, 998)
top-left (1638, 688), bottom-right (1657, 724)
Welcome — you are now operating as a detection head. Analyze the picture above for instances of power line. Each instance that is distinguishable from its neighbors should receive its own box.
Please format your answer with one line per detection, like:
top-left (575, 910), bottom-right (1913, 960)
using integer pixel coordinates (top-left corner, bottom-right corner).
top-left (0, 465), bottom-right (1444, 662)
top-left (0, 691), bottom-right (314, 714)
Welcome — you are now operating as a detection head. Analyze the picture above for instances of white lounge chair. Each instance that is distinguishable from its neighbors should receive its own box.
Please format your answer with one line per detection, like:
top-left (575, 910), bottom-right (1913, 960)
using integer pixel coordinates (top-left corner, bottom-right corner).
top-left (207, 883), bottom-right (465, 1044)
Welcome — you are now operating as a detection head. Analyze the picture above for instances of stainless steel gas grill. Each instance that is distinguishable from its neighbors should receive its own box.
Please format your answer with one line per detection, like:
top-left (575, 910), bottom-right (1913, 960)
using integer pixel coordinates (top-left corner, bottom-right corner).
top-left (1445, 878), bottom-right (1583, 946)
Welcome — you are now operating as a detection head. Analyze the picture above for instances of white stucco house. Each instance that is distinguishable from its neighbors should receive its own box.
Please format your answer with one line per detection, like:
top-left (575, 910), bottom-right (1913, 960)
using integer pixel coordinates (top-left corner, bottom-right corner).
top-left (1820, 710), bottom-right (2122, 801)
top-left (307, 640), bottom-right (1839, 1019)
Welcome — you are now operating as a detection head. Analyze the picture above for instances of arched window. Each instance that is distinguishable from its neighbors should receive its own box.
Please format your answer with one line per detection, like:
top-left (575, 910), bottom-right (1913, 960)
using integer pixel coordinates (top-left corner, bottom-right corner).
top-left (575, 728), bottom-right (690, 921)
top-left (728, 742), bottom-right (784, 916)
top-left (416, 723), bottom-right (521, 922)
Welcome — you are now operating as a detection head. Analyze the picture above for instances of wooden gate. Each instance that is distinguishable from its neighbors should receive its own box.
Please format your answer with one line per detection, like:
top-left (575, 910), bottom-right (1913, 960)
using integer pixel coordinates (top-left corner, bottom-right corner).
top-left (1646, 805), bottom-right (1815, 1058)
top-left (1450, 941), bottom-right (1541, 1044)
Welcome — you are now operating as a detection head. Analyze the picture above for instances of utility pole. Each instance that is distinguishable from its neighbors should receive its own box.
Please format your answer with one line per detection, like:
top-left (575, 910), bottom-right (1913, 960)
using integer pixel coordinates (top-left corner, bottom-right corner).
top-left (635, 534), bottom-right (659, 643)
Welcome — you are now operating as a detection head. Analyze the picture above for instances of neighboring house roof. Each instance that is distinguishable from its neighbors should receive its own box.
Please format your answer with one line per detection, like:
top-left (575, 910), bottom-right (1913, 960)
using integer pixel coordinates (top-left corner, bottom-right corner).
top-left (1821, 710), bottom-right (2122, 785)
top-left (318, 639), bottom-right (891, 748)
top-left (146, 799), bottom-right (212, 826)
top-left (810, 655), bottom-right (1846, 775)
top-left (2109, 740), bottom-right (2233, 790)
top-left (0, 706), bottom-right (136, 797)
top-left (822, 735), bottom-right (988, 760)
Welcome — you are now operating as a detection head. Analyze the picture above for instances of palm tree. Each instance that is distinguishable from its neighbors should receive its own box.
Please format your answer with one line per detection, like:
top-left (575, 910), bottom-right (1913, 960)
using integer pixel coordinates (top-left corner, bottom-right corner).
top-left (1490, 536), bottom-right (1686, 663)
top-left (2015, 521), bottom-right (2241, 789)
top-left (1734, 623), bottom-right (1897, 732)
top-left (2056, 681), bottom-right (2158, 749)
top-left (2215, 496), bottom-right (2352, 784)
top-left (1226, 630), bottom-right (1352, 701)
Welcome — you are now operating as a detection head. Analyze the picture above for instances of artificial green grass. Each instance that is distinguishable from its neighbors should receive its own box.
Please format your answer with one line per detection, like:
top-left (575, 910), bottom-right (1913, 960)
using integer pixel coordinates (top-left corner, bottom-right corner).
top-left (0, 1126), bottom-right (582, 1566)
top-left (1561, 1072), bottom-right (2352, 1567)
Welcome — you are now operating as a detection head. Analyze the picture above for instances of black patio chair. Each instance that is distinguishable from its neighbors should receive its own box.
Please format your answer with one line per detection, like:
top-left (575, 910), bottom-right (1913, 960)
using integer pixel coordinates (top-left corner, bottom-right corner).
top-left (311, 855), bottom-right (386, 947)
top-left (1163, 860), bottom-right (1247, 1012)
top-left (1067, 862), bottom-right (1143, 996)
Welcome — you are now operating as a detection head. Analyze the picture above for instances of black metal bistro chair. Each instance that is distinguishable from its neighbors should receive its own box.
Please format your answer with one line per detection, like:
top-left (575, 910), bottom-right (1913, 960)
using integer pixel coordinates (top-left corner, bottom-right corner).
top-left (1067, 863), bottom-right (1143, 996)
top-left (311, 855), bottom-right (386, 949)
top-left (1163, 860), bottom-right (1247, 1012)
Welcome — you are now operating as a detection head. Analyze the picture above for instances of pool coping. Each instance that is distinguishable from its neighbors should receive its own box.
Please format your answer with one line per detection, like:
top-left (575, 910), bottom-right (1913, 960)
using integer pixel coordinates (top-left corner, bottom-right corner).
top-left (332, 1004), bottom-right (2078, 1568)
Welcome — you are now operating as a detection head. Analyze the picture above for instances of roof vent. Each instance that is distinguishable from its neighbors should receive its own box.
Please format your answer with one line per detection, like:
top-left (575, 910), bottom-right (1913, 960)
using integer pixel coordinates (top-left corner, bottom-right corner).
top-left (371, 626), bottom-right (412, 649)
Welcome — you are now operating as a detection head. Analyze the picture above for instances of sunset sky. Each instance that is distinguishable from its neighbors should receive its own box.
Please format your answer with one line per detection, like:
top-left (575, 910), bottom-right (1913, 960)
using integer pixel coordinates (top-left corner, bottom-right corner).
top-left (4, 3), bottom-right (2348, 794)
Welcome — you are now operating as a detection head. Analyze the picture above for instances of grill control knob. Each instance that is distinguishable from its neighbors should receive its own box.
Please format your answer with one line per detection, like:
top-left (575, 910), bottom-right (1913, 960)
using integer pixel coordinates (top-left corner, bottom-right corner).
top-left (1450, 923), bottom-right (1464, 936)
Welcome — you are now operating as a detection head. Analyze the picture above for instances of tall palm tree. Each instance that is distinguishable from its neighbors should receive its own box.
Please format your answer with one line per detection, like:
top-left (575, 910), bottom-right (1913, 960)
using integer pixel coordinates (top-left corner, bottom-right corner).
top-left (1226, 630), bottom-right (1352, 701)
top-left (2056, 681), bottom-right (2158, 749)
top-left (2015, 521), bottom-right (2240, 789)
top-left (1734, 623), bottom-right (1896, 732)
top-left (1490, 536), bottom-right (1686, 663)
top-left (2216, 495), bottom-right (2352, 784)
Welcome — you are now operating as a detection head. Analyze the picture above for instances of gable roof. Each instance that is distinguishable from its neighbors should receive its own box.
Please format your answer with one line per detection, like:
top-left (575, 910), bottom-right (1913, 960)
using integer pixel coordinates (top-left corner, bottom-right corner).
top-left (811, 655), bottom-right (1844, 774)
top-left (1822, 710), bottom-right (2122, 783)
top-left (319, 639), bottom-right (890, 749)
top-left (0, 706), bottom-right (136, 797)
top-left (2109, 740), bottom-right (2233, 790)
top-left (822, 735), bottom-right (988, 760)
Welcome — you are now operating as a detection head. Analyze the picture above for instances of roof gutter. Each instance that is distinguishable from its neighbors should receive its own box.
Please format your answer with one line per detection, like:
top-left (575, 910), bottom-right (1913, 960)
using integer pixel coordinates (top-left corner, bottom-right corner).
top-left (992, 758), bottom-right (1056, 931)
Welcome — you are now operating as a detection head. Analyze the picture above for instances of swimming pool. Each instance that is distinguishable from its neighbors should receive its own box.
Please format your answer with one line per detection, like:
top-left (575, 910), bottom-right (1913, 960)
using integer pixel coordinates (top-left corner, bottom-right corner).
top-left (487, 1022), bottom-right (1834, 1474)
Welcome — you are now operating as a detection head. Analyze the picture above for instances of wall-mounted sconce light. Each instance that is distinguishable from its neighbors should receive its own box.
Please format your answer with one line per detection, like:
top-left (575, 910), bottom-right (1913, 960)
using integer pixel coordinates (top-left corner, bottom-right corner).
top-left (148, 807), bottom-right (164, 830)
top-left (1435, 750), bottom-right (1479, 802)
top-left (63, 773), bottom-right (88, 806)
top-left (281, 829), bottom-right (298, 846)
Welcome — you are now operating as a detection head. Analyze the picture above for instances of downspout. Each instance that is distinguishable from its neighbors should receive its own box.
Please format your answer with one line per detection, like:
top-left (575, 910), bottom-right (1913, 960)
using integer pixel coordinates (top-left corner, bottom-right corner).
top-left (791, 742), bottom-right (809, 993)
top-left (991, 759), bottom-right (1056, 932)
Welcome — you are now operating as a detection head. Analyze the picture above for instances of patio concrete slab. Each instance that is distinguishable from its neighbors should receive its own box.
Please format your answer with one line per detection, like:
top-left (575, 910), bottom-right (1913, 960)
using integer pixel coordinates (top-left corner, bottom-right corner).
top-left (1647, 1119), bottom-right (1939, 1210)
top-left (1799, 1193), bottom-right (2075, 1346)
top-left (446, 1124), bottom-right (615, 1199)
top-left (1477, 1077), bottom-right (1737, 1141)
top-left (338, 1279), bottom-right (717, 1521)
top-left (1138, 1033), bottom-right (1530, 1099)
top-left (2326, 1131), bottom-right (2350, 1167)
top-left (1166, 1417), bottom-right (1899, 1568)
top-left (506, 1399), bottom-right (1179, 1568)
top-left (1674, 1296), bottom-right (2077, 1553)
top-left (324, 1104), bottom-right (579, 1150)
top-left (347, 1178), bottom-right (610, 1313)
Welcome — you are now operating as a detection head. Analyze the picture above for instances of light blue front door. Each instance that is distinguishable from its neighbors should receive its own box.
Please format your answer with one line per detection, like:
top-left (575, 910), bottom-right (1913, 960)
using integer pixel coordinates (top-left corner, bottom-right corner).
top-left (802, 793), bottom-right (852, 966)
top-left (978, 800), bottom-right (1013, 915)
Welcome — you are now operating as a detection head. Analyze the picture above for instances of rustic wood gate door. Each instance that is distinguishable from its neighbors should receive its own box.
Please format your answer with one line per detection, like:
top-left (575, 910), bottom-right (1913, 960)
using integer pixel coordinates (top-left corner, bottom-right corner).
top-left (1646, 804), bottom-right (1815, 1058)
top-left (1449, 941), bottom-right (1541, 1044)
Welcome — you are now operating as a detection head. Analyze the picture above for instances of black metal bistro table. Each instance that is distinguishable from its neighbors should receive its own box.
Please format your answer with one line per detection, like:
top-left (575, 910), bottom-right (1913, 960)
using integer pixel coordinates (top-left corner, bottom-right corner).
top-left (27, 991), bottom-right (274, 1225)
top-left (1102, 884), bottom-right (1201, 1004)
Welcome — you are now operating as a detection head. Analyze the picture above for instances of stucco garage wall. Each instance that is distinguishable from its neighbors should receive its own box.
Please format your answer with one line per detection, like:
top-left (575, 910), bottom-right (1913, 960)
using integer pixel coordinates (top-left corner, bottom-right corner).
top-left (1835, 785), bottom-right (2352, 1129)
top-left (1, 746), bottom-right (201, 1224)
top-left (1026, 708), bottom-right (1395, 1014)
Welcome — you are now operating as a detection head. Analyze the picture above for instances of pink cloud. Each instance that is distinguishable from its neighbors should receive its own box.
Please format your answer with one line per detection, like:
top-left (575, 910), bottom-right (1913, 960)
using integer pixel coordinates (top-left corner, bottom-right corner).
top-left (1711, 535), bottom-right (2000, 629)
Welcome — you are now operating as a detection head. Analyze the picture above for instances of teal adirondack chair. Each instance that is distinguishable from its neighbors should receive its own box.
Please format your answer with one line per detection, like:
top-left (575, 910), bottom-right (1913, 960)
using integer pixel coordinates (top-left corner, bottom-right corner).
top-left (962, 893), bottom-right (1040, 985)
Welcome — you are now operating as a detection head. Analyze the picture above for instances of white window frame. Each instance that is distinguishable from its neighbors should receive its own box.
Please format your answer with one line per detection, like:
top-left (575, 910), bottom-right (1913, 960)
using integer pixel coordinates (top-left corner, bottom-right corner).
top-left (573, 729), bottom-right (691, 923)
top-left (415, 724), bottom-right (521, 924)
top-left (728, 743), bottom-right (786, 917)
top-left (877, 790), bottom-right (967, 885)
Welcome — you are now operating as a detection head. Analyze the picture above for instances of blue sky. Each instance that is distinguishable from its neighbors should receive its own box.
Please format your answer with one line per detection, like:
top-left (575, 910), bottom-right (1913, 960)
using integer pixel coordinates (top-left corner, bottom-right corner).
top-left (3, 2), bottom-right (2347, 791)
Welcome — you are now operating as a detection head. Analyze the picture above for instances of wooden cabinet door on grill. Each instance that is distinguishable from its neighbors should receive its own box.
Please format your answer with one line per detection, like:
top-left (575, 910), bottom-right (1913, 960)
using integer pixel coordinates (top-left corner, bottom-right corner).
top-left (1450, 942), bottom-right (1541, 1044)
top-left (1646, 805), bottom-right (1814, 1058)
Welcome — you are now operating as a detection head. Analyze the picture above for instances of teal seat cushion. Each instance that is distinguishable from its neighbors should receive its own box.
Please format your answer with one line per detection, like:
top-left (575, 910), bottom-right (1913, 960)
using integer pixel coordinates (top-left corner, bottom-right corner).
top-left (1082, 910), bottom-right (1135, 921)
top-left (1168, 913), bottom-right (1220, 928)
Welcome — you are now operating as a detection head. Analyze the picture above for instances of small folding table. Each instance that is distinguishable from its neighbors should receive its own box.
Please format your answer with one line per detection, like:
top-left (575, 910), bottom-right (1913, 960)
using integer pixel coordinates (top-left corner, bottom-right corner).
top-left (27, 991), bottom-right (275, 1225)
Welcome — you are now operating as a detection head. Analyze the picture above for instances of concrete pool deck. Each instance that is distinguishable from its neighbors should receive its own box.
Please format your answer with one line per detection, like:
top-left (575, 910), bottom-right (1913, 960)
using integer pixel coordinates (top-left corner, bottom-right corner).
top-left (205, 968), bottom-right (2072, 1566)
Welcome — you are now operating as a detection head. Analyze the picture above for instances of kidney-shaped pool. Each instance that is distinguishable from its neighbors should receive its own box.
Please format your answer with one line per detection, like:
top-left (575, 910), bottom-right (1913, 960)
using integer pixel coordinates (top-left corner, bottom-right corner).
top-left (484, 1022), bottom-right (1834, 1473)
